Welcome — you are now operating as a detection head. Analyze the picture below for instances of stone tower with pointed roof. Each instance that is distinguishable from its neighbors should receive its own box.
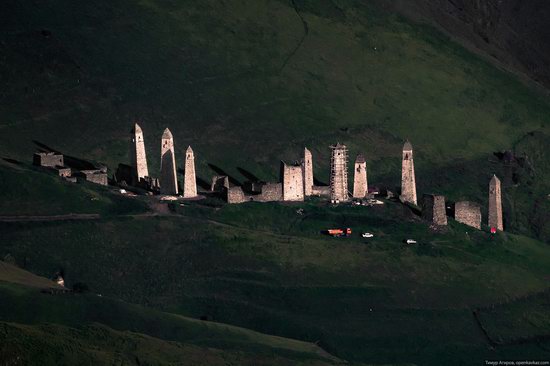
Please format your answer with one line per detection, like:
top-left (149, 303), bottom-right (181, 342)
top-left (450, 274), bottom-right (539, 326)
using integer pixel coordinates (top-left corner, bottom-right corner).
top-left (488, 174), bottom-right (503, 231)
top-left (400, 141), bottom-right (417, 205)
top-left (352, 154), bottom-right (368, 199)
top-left (330, 143), bottom-right (349, 202)
top-left (302, 147), bottom-right (313, 197)
top-left (131, 123), bottom-right (149, 183)
top-left (183, 146), bottom-right (197, 198)
top-left (160, 128), bottom-right (178, 195)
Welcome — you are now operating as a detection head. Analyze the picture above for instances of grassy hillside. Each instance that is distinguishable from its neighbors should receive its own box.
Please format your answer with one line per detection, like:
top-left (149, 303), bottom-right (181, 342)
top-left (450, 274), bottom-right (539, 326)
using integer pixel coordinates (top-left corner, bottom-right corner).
top-left (1, 0), bottom-right (549, 241)
top-left (1, 195), bottom-right (549, 365)
top-left (0, 265), bottom-right (349, 366)
top-left (0, 161), bottom-right (147, 216)
top-left (2, 0), bottom-right (550, 364)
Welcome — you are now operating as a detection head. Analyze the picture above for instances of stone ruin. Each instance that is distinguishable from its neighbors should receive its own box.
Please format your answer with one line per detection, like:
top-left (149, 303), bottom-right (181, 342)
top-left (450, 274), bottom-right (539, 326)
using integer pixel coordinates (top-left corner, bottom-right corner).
top-left (33, 151), bottom-right (108, 185)
top-left (29, 122), bottom-right (506, 234)
top-left (33, 152), bottom-right (63, 167)
top-left (421, 194), bottom-right (447, 226)
top-left (454, 201), bottom-right (482, 229)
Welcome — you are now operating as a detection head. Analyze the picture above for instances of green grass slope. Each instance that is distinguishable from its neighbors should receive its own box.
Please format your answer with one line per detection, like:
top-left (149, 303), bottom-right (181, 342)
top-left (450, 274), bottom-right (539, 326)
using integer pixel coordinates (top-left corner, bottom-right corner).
top-left (0, 161), bottom-right (147, 216)
top-left (1, 0), bottom-right (549, 241)
top-left (1, 198), bottom-right (549, 365)
top-left (0, 265), bottom-right (349, 366)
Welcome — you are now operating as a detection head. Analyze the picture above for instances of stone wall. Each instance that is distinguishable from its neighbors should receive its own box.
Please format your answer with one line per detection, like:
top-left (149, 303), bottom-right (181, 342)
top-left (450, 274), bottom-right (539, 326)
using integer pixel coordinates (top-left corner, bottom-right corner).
top-left (312, 185), bottom-right (330, 197)
top-left (455, 201), bottom-right (481, 229)
top-left (55, 167), bottom-right (71, 178)
top-left (211, 175), bottom-right (229, 192)
top-left (282, 163), bottom-right (304, 201)
top-left (33, 152), bottom-right (63, 168)
top-left (421, 194), bottom-right (447, 225)
top-left (79, 170), bottom-right (108, 186)
top-left (227, 186), bottom-right (246, 204)
top-left (259, 182), bottom-right (282, 201)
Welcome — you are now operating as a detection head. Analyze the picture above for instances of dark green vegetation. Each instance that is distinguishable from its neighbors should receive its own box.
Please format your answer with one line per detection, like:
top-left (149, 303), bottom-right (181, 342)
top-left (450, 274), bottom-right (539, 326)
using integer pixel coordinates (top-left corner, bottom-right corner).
top-left (0, 264), bottom-right (348, 366)
top-left (0, 162), bottom-right (147, 216)
top-left (1, 172), bottom-right (549, 364)
top-left (1, 0), bottom-right (550, 364)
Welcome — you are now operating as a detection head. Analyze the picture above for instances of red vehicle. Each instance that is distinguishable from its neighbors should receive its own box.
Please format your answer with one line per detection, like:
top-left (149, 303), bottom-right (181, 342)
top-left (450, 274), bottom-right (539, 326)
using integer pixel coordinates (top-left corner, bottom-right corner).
top-left (326, 228), bottom-right (352, 237)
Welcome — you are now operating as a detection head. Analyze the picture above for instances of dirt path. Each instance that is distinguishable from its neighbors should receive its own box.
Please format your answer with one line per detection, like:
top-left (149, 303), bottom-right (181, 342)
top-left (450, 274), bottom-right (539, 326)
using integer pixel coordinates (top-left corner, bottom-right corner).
top-left (0, 213), bottom-right (101, 222)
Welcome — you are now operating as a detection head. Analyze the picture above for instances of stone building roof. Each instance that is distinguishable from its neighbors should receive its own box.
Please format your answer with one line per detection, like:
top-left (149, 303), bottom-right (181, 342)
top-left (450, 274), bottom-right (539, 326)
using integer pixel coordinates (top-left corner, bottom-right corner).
top-left (162, 128), bottom-right (173, 139)
top-left (490, 174), bottom-right (500, 184)
top-left (132, 123), bottom-right (143, 134)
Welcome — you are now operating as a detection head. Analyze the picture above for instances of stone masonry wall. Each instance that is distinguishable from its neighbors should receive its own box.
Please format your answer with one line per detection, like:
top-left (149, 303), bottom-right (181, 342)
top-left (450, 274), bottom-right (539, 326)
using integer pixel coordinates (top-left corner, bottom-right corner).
top-left (33, 153), bottom-right (63, 168)
top-left (352, 155), bottom-right (368, 199)
top-left (401, 141), bottom-right (417, 205)
top-left (455, 201), bottom-right (481, 229)
top-left (421, 194), bottom-right (447, 225)
top-left (282, 163), bottom-right (304, 201)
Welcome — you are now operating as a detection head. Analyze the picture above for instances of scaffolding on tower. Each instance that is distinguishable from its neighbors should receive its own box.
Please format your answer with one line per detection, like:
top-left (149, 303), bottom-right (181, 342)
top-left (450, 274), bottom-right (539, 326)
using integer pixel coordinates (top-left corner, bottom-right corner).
top-left (330, 143), bottom-right (349, 202)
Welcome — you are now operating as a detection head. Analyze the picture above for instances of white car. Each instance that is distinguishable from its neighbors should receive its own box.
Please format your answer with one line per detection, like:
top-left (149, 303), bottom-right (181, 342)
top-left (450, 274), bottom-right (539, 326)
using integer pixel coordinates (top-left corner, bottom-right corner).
top-left (405, 239), bottom-right (417, 245)
top-left (362, 232), bottom-right (374, 238)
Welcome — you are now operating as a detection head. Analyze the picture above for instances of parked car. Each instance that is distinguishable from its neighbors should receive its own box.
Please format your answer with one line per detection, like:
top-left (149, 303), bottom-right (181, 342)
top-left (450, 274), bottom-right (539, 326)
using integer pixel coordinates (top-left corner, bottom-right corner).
top-left (362, 232), bottom-right (374, 238)
top-left (405, 239), bottom-right (417, 245)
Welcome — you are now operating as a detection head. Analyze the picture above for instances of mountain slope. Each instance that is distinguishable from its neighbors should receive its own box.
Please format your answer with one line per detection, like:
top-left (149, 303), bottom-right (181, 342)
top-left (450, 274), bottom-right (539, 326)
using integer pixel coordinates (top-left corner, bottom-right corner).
top-left (0, 262), bottom-right (347, 366)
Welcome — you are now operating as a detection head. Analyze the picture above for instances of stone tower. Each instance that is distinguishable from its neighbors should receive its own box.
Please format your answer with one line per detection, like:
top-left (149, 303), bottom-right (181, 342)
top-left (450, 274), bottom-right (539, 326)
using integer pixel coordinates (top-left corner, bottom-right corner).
top-left (282, 162), bottom-right (304, 201)
top-left (330, 143), bottom-right (349, 202)
top-left (352, 154), bottom-right (368, 199)
top-left (400, 141), bottom-right (417, 205)
top-left (488, 174), bottom-right (503, 231)
top-left (302, 147), bottom-right (313, 197)
top-left (160, 128), bottom-right (178, 195)
top-left (421, 194), bottom-right (447, 226)
top-left (131, 123), bottom-right (149, 183)
top-left (183, 146), bottom-right (197, 198)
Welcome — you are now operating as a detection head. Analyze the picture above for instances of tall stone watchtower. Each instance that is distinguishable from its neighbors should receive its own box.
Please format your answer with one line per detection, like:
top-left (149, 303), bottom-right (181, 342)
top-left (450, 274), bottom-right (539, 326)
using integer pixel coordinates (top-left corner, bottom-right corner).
top-left (302, 147), bottom-right (313, 197)
top-left (183, 146), bottom-right (197, 198)
top-left (400, 141), bottom-right (417, 205)
top-left (160, 128), bottom-right (178, 195)
top-left (131, 123), bottom-right (149, 183)
top-left (330, 143), bottom-right (349, 202)
top-left (352, 154), bottom-right (368, 199)
top-left (488, 174), bottom-right (503, 231)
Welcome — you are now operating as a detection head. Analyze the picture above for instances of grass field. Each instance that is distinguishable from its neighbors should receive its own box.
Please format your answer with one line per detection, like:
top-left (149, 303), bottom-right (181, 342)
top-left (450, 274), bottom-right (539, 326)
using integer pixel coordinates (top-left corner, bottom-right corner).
top-left (1, 190), bottom-right (549, 364)
top-left (1, 0), bottom-right (550, 364)
top-left (0, 265), bottom-right (351, 366)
